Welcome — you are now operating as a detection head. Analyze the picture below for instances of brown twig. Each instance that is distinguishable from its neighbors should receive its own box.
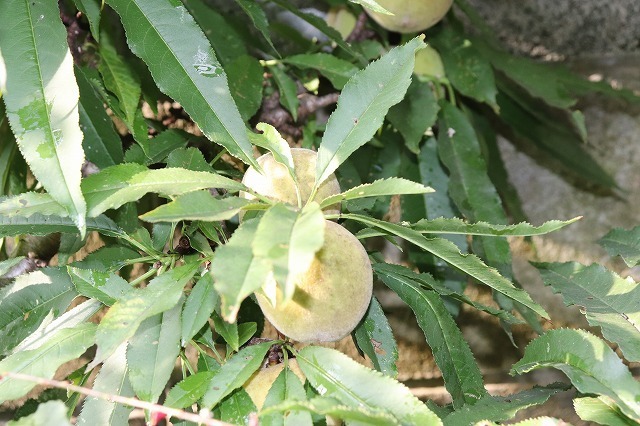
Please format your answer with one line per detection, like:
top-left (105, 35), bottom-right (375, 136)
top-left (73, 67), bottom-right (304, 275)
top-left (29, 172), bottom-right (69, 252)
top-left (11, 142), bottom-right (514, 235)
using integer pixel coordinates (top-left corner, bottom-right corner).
top-left (0, 371), bottom-right (236, 426)
top-left (346, 12), bottom-right (375, 42)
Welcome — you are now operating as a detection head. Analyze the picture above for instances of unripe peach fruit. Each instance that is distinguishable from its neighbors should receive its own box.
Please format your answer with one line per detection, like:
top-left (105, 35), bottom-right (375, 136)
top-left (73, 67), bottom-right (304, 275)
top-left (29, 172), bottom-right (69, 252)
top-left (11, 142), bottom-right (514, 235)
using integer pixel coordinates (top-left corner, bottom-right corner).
top-left (365, 0), bottom-right (453, 34)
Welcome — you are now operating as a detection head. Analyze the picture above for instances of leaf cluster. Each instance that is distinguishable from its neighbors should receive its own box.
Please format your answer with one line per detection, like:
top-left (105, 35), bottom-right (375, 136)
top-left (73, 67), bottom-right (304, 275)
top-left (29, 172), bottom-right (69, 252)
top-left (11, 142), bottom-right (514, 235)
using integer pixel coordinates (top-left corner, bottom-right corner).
top-left (0, 0), bottom-right (639, 425)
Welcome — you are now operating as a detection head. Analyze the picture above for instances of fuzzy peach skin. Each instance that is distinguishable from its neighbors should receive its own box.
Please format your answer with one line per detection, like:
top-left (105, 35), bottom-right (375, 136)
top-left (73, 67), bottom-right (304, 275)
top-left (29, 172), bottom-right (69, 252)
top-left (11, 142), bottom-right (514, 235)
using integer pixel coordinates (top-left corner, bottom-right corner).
top-left (365, 0), bottom-right (453, 33)
top-left (241, 148), bottom-right (341, 215)
top-left (256, 220), bottom-right (373, 343)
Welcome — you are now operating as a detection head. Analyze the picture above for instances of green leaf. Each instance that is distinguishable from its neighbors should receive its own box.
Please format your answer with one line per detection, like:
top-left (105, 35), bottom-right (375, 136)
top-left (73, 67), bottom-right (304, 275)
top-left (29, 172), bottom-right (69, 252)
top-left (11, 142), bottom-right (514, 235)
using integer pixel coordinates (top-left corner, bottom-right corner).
top-left (70, 245), bottom-right (140, 271)
top-left (233, 0), bottom-right (278, 56)
top-left (166, 147), bottom-right (213, 172)
top-left (218, 388), bottom-right (258, 424)
top-left (72, 0), bottom-right (101, 42)
top-left (92, 262), bottom-right (199, 366)
top-left (476, 39), bottom-right (576, 110)
top-left (165, 371), bottom-right (216, 408)
top-left (270, 65), bottom-right (299, 122)
top-left (125, 129), bottom-right (191, 165)
top-left (377, 268), bottom-right (486, 408)
top-left (181, 273), bottom-right (218, 345)
top-left (0, 323), bottom-right (96, 403)
top-left (262, 396), bottom-right (394, 425)
top-left (128, 298), bottom-right (183, 403)
top-left (387, 79), bottom-right (439, 153)
top-left (535, 262), bottom-right (640, 362)
top-left (495, 78), bottom-right (617, 189)
top-left (431, 26), bottom-right (498, 109)
top-left (14, 299), bottom-right (101, 353)
top-left (297, 346), bottom-right (442, 425)
top-left (598, 226), bottom-right (640, 267)
top-left (8, 400), bottom-right (72, 426)
top-left (212, 219), bottom-right (271, 322)
top-left (0, 213), bottom-right (124, 238)
top-left (0, 193), bottom-right (68, 218)
top-left (315, 37), bottom-right (425, 188)
top-left (437, 103), bottom-right (507, 224)
top-left (443, 384), bottom-right (567, 425)
top-left (253, 203), bottom-right (325, 303)
top-left (181, 0), bottom-right (247, 67)
top-left (76, 343), bottom-right (135, 426)
top-left (574, 396), bottom-right (638, 426)
top-left (0, 268), bottom-right (78, 355)
top-left (82, 164), bottom-right (247, 217)
top-left (343, 214), bottom-right (549, 319)
top-left (261, 366), bottom-right (312, 425)
top-left (320, 178), bottom-right (433, 209)
top-left (105, 0), bottom-right (259, 168)
top-left (201, 341), bottom-right (273, 408)
top-left (413, 216), bottom-right (581, 237)
top-left (352, 296), bottom-right (398, 377)
top-left (68, 267), bottom-right (133, 306)
top-left (141, 191), bottom-right (253, 223)
top-left (511, 329), bottom-right (640, 421)
top-left (76, 66), bottom-right (123, 168)
top-left (227, 55), bottom-right (264, 121)
top-left (212, 311), bottom-right (240, 352)
top-left (98, 30), bottom-right (141, 127)
top-left (284, 53), bottom-right (358, 90)
top-left (270, 0), bottom-right (360, 59)
top-left (373, 263), bottom-right (521, 324)
top-left (0, 0), bottom-right (87, 233)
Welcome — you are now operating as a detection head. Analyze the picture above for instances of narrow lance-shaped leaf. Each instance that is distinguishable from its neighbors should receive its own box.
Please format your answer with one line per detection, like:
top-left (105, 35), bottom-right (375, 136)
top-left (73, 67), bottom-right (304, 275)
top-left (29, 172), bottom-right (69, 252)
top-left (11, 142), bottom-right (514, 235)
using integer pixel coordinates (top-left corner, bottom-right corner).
top-left (511, 329), bottom-right (640, 421)
top-left (233, 0), bottom-right (278, 56)
top-left (82, 164), bottom-right (248, 217)
top-left (284, 53), bottom-right (358, 90)
top-left (374, 263), bottom-right (521, 324)
top-left (77, 343), bottom-right (135, 426)
top-left (11, 401), bottom-right (72, 426)
top-left (315, 37), bottom-right (426, 188)
top-left (262, 397), bottom-right (395, 426)
top-left (92, 262), bottom-right (199, 367)
top-left (270, 65), bottom-right (299, 122)
top-left (0, 0), bottom-right (87, 234)
top-left (165, 371), bottom-right (216, 409)
top-left (413, 216), bottom-right (581, 237)
top-left (201, 341), bottom-right (273, 408)
top-left (128, 298), bottom-right (183, 403)
top-left (0, 214), bottom-right (124, 239)
top-left (343, 213), bottom-right (549, 319)
top-left (377, 268), bottom-right (487, 408)
top-left (14, 299), bottom-right (101, 354)
top-left (574, 396), bottom-right (638, 426)
top-left (349, 0), bottom-right (392, 14)
top-left (296, 346), bottom-right (442, 425)
top-left (253, 203), bottom-right (325, 304)
top-left (98, 29), bottom-right (141, 127)
top-left (443, 384), bottom-right (568, 425)
top-left (352, 296), bottom-right (399, 378)
top-left (0, 323), bottom-right (96, 403)
top-left (105, 0), bottom-right (258, 168)
top-left (261, 367), bottom-right (312, 426)
top-left (0, 268), bottom-right (79, 355)
top-left (181, 273), bottom-right (218, 345)
top-left (218, 388), bottom-right (258, 425)
top-left (211, 219), bottom-right (271, 322)
top-left (76, 66), bottom-right (123, 168)
top-left (320, 178), bottom-right (433, 209)
top-left (535, 262), bottom-right (640, 363)
top-left (140, 191), bottom-right (254, 223)
top-left (598, 225), bottom-right (640, 268)
top-left (72, 0), bottom-right (101, 42)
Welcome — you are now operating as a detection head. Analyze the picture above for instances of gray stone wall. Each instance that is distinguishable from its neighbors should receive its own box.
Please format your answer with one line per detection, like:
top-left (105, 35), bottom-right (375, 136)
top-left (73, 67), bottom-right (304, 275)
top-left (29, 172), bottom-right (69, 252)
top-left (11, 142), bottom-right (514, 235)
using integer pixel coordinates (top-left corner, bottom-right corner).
top-left (467, 0), bottom-right (640, 57)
